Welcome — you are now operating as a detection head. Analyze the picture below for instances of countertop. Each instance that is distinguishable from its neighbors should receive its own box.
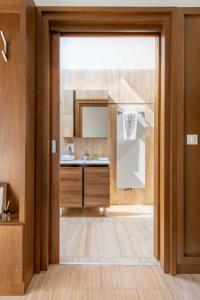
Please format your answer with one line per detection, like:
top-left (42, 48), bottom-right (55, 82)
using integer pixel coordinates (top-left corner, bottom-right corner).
top-left (0, 213), bottom-right (20, 225)
top-left (60, 159), bottom-right (110, 166)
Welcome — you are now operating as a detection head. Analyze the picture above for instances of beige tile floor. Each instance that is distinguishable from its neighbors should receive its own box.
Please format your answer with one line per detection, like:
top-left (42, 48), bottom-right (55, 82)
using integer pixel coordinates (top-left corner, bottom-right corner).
top-left (60, 205), bottom-right (158, 265)
top-left (2, 265), bottom-right (200, 300)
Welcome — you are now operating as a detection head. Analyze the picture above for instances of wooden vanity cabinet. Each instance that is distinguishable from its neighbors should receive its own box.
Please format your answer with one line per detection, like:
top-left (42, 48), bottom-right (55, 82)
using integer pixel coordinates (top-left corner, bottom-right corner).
top-left (84, 167), bottom-right (110, 207)
top-left (59, 166), bottom-right (110, 208)
top-left (59, 167), bottom-right (83, 207)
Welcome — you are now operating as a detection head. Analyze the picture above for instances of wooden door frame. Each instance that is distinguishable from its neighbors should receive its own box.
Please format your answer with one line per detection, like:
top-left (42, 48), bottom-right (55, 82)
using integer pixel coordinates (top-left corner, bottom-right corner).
top-left (36, 7), bottom-right (178, 275)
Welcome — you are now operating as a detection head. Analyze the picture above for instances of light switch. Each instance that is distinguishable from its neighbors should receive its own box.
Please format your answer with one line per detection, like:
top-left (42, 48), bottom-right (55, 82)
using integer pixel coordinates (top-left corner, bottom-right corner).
top-left (187, 134), bottom-right (198, 145)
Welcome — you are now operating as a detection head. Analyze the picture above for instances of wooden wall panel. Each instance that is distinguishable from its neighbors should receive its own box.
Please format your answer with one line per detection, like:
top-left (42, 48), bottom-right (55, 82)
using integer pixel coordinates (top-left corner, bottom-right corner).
top-left (176, 11), bottom-right (200, 273)
top-left (21, 0), bottom-right (36, 289)
top-left (0, 225), bottom-right (24, 295)
top-left (0, 225), bottom-right (23, 284)
top-left (0, 0), bottom-right (36, 294)
top-left (0, 1), bottom-right (21, 12)
top-left (170, 9), bottom-right (184, 275)
top-left (50, 33), bottom-right (60, 264)
top-left (184, 15), bottom-right (200, 257)
top-left (0, 13), bottom-right (22, 213)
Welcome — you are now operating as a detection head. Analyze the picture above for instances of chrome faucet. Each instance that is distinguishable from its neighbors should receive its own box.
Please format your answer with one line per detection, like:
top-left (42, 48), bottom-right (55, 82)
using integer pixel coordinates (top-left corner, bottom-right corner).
top-left (83, 153), bottom-right (90, 161)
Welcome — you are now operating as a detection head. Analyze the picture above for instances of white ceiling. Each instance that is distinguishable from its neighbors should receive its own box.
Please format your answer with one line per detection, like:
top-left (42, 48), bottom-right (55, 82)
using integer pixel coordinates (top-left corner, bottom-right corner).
top-left (34, 0), bottom-right (200, 7)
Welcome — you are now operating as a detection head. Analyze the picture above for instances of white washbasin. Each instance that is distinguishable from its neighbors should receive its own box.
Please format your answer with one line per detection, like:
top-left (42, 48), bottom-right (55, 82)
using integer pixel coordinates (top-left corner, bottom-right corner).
top-left (61, 154), bottom-right (75, 161)
top-left (60, 159), bottom-right (110, 165)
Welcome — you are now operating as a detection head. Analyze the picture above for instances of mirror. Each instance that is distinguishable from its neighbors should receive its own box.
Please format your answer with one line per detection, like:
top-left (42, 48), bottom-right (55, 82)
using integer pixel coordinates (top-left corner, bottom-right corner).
top-left (75, 99), bottom-right (108, 138)
top-left (60, 90), bottom-right (109, 138)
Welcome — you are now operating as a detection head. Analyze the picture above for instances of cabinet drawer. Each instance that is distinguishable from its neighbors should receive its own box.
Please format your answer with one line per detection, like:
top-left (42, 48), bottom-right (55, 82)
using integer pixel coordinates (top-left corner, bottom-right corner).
top-left (84, 167), bottom-right (110, 207)
top-left (59, 167), bottom-right (83, 207)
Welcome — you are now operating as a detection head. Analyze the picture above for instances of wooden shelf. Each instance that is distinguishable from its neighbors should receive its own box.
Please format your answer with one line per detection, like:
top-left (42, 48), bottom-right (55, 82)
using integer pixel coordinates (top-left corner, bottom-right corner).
top-left (0, 213), bottom-right (20, 225)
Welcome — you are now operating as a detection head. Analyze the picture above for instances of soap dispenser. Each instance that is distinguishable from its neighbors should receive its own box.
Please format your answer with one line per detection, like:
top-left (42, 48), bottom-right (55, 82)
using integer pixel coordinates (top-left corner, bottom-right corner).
top-left (67, 143), bottom-right (75, 155)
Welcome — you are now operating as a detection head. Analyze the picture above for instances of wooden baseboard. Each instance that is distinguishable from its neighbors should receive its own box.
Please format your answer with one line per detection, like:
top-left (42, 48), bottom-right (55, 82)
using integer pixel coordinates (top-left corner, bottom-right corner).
top-left (177, 264), bottom-right (200, 274)
top-left (0, 283), bottom-right (25, 296)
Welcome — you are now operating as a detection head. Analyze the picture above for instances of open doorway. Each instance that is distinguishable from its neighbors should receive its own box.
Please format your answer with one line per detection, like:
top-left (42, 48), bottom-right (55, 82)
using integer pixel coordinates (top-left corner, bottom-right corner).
top-left (58, 36), bottom-right (159, 265)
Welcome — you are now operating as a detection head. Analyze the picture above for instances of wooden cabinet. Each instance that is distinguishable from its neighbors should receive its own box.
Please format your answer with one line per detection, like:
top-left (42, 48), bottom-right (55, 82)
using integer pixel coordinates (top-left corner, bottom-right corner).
top-left (84, 167), bottom-right (110, 207)
top-left (59, 167), bottom-right (82, 207)
top-left (59, 166), bottom-right (110, 208)
top-left (0, 224), bottom-right (24, 295)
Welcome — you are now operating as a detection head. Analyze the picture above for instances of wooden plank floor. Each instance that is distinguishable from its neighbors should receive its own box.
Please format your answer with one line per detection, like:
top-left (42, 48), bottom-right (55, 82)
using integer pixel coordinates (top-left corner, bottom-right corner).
top-left (2, 265), bottom-right (200, 299)
top-left (60, 205), bottom-right (157, 265)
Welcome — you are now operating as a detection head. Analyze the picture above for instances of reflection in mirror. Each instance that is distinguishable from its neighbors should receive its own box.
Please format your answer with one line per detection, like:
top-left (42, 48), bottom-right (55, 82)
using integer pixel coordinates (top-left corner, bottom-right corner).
top-left (60, 90), bottom-right (75, 138)
top-left (82, 106), bottom-right (108, 138)
top-left (75, 99), bottom-right (108, 138)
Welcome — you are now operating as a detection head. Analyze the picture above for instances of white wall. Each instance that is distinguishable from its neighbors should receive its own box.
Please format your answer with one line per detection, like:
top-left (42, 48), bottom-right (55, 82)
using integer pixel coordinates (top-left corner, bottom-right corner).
top-left (34, 0), bottom-right (200, 7)
top-left (60, 37), bottom-right (156, 70)
top-left (82, 106), bottom-right (108, 138)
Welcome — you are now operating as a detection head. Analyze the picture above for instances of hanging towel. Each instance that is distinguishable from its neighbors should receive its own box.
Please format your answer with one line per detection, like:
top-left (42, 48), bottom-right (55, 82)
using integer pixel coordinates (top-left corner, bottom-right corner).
top-left (123, 112), bottom-right (138, 140)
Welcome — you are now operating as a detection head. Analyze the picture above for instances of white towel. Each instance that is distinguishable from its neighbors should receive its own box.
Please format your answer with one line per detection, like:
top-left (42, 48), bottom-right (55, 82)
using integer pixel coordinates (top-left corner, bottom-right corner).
top-left (123, 112), bottom-right (138, 140)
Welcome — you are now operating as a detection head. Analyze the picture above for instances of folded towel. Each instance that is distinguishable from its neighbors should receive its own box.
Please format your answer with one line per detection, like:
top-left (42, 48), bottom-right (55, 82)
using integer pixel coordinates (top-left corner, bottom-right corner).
top-left (123, 112), bottom-right (138, 140)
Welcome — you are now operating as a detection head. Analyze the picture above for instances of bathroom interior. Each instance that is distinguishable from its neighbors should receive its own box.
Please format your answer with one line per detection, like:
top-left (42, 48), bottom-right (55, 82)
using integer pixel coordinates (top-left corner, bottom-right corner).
top-left (59, 36), bottom-right (158, 265)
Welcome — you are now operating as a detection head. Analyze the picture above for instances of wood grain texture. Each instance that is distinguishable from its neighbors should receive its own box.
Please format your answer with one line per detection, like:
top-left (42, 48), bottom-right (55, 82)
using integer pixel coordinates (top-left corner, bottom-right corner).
top-left (35, 7), bottom-right (42, 274)
top-left (0, 13), bottom-right (22, 213)
top-left (60, 167), bottom-right (83, 208)
top-left (158, 16), bottom-right (171, 274)
top-left (154, 37), bottom-right (161, 262)
top-left (40, 14), bottom-right (51, 271)
top-left (50, 33), bottom-right (60, 264)
top-left (21, 0), bottom-right (36, 291)
top-left (0, 0), bottom-right (36, 294)
top-left (84, 167), bottom-right (110, 207)
top-left (0, 225), bottom-right (23, 295)
top-left (0, 0), bottom-right (20, 12)
top-left (183, 15), bottom-right (200, 257)
top-left (170, 9), bottom-right (184, 275)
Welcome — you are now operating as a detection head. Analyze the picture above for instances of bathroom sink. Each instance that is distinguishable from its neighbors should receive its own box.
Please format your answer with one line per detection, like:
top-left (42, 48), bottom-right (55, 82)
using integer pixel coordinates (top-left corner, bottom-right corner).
top-left (60, 159), bottom-right (110, 165)
top-left (61, 154), bottom-right (75, 161)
